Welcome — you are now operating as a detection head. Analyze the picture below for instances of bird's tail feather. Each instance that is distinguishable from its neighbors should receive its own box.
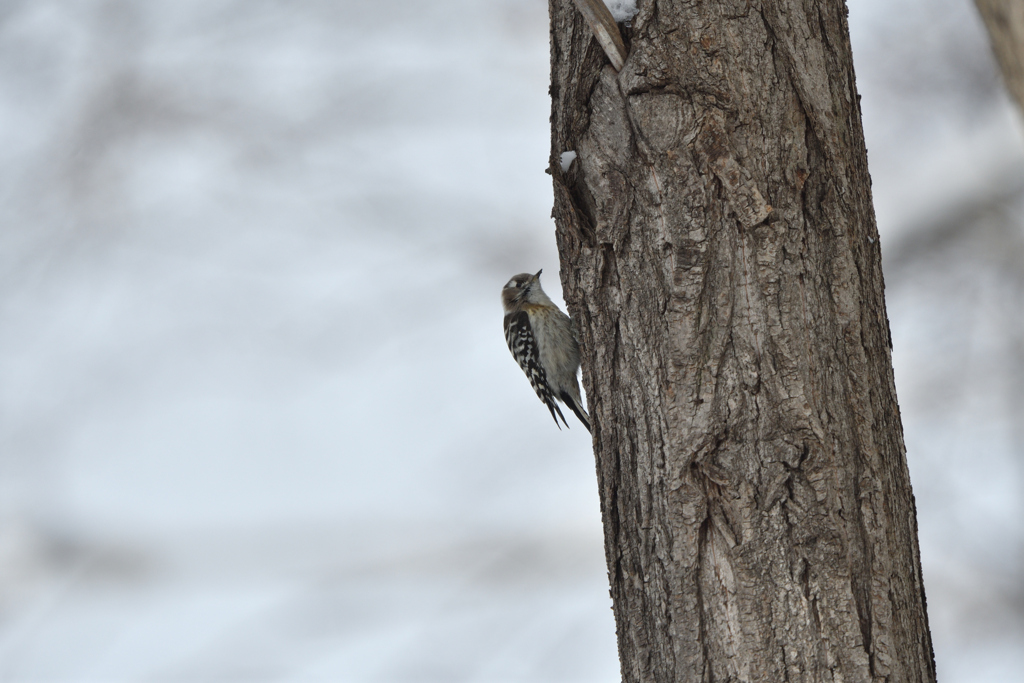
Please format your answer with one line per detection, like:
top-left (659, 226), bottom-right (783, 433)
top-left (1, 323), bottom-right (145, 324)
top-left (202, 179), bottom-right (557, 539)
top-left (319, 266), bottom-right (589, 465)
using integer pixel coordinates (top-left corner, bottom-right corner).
top-left (561, 392), bottom-right (591, 433)
top-left (546, 399), bottom-right (569, 430)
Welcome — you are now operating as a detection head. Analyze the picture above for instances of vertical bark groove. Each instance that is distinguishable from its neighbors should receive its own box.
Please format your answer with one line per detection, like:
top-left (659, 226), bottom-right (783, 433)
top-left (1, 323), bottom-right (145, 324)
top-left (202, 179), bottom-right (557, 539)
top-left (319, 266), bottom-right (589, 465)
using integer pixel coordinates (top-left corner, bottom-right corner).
top-left (549, 1), bottom-right (936, 681)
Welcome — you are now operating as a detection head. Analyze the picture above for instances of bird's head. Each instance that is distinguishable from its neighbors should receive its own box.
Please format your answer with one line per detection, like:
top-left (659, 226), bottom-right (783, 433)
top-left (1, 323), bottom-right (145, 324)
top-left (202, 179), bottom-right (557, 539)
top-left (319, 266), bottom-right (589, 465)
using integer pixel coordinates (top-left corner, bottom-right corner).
top-left (502, 270), bottom-right (544, 312)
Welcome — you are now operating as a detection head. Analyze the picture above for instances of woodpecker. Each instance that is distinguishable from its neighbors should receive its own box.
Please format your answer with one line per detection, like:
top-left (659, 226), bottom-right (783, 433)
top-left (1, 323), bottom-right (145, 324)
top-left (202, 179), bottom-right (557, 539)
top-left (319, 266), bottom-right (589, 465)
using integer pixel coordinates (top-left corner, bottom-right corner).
top-left (502, 270), bottom-right (591, 433)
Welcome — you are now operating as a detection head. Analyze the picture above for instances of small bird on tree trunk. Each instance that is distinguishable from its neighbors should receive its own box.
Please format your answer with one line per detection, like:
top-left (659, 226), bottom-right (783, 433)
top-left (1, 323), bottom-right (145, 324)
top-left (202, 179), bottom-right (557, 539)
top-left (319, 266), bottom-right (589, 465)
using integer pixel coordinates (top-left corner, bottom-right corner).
top-left (502, 270), bottom-right (591, 433)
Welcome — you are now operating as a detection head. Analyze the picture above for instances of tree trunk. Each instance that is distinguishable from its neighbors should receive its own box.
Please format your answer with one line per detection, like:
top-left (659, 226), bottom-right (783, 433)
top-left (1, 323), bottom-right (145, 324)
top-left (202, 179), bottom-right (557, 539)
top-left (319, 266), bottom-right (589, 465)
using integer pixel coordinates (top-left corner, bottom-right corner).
top-left (976, 0), bottom-right (1024, 115)
top-left (548, 2), bottom-right (936, 682)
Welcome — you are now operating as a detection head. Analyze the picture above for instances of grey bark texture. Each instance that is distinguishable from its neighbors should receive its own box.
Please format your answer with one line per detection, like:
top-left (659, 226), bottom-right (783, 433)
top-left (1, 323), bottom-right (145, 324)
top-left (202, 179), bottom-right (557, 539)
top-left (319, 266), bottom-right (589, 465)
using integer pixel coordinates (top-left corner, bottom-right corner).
top-left (975, 0), bottom-right (1024, 115)
top-left (547, 1), bottom-right (937, 682)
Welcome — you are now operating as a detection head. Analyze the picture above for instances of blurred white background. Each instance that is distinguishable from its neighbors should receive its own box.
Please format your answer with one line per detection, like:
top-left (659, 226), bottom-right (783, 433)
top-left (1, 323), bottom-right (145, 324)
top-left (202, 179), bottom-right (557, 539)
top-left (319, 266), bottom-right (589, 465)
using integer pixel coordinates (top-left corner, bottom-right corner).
top-left (0, 0), bottom-right (1021, 680)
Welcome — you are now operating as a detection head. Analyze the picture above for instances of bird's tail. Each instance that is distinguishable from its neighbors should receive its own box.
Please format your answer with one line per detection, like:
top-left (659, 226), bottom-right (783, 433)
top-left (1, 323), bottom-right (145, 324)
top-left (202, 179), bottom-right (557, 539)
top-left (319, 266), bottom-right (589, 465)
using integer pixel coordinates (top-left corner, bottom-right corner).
top-left (561, 391), bottom-right (591, 433)
top-left (544, 398), bottom-right (570, 431)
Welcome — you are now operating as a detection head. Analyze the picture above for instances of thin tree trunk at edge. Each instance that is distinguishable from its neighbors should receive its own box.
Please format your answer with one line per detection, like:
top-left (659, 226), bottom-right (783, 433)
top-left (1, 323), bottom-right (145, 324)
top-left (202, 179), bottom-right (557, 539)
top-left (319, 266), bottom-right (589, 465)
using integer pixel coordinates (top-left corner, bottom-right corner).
top-left (547, 1), bottom-right (937, 681)
top-left (976, 0), bottom-right (1024, 116)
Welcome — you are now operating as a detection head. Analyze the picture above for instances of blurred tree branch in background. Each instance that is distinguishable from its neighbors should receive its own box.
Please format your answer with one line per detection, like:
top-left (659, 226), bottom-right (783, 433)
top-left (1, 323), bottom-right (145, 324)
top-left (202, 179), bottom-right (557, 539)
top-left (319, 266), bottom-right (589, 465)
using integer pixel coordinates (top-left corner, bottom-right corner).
top-left (976, 0), bottom-right (1024, 115)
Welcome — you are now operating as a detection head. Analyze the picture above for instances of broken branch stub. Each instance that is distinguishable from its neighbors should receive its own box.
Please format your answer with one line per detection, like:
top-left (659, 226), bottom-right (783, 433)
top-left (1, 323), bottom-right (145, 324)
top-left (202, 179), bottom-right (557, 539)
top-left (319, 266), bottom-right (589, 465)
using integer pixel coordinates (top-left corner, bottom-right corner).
top-left (571, 0), bottom-right (628, 71)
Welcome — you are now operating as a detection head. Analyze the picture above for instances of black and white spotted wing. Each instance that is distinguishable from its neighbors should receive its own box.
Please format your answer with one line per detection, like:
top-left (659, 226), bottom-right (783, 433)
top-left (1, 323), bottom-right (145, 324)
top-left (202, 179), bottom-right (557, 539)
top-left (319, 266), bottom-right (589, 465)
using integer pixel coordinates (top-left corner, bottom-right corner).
top-left (504, 310), bottom-right (570, 429)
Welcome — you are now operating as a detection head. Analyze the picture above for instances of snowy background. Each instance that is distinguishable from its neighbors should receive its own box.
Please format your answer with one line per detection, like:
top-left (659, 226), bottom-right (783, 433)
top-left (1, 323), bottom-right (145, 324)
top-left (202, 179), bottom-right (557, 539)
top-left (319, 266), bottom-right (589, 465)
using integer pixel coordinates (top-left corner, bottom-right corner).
top-left (0, 0), bottom-right (1022, 681)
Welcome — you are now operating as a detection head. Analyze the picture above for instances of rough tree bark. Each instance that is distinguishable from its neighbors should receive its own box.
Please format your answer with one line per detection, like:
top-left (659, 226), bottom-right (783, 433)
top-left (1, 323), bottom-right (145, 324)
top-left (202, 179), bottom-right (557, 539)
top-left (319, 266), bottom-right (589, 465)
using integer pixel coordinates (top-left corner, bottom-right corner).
top-left (976, 0), bottom-right (1024, 115)
top-left (547, 1), bottom-right (936, 681)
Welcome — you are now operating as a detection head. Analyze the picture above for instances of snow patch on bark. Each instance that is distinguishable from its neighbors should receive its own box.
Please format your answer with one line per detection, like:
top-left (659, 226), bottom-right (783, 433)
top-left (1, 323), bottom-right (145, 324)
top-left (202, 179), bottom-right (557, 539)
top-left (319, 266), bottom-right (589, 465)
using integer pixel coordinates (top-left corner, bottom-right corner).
top-left (603, 0), bottom-right (638, 23)
top-left (560, 151), bottom-right (577, 172)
